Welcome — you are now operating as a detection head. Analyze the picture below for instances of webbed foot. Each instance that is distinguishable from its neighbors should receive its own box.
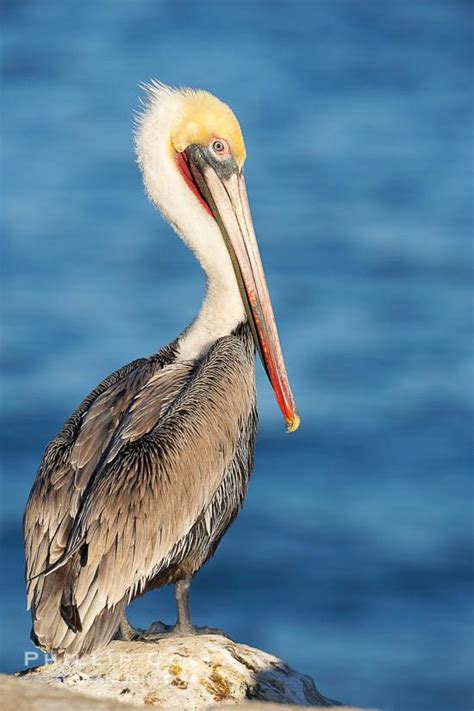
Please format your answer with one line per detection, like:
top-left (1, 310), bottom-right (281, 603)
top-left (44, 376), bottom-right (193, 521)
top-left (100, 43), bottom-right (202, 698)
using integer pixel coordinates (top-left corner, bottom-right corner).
top-left (144, 620), bottom-right (230, 640)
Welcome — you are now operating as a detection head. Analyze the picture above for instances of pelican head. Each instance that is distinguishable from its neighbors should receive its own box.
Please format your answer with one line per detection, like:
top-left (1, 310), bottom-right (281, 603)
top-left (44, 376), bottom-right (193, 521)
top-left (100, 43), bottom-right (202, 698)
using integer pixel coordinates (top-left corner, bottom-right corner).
top-left (135, 82), bottom-right (299, 432)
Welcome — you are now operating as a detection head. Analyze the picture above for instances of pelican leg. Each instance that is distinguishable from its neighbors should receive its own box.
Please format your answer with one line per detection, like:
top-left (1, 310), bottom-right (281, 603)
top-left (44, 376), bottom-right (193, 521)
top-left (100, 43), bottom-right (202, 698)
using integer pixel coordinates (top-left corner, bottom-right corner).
top-left (115, 612), bottom-right (144, 641)
top-left (145, 576), bottom-right (229, 639)
top-left (174, 576), bottom-right (194, 634)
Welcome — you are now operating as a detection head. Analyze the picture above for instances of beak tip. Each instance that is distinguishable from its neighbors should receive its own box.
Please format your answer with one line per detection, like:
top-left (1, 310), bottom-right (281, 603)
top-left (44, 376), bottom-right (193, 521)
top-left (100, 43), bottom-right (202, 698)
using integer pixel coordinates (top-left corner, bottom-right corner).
top-left (285, 412), bottom-right (301, 433)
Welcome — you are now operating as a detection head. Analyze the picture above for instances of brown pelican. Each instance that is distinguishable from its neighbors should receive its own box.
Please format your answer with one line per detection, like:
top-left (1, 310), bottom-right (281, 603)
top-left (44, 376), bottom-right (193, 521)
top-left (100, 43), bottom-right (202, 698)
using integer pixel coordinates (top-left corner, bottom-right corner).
top-left (23, 82), bottom-right (299, 659)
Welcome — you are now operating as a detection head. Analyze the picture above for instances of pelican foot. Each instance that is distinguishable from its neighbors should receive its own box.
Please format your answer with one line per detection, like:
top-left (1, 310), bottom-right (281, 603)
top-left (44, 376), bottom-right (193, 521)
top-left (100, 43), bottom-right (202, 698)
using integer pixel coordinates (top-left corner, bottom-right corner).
top-left (144, 620), bottom-right (230, 640)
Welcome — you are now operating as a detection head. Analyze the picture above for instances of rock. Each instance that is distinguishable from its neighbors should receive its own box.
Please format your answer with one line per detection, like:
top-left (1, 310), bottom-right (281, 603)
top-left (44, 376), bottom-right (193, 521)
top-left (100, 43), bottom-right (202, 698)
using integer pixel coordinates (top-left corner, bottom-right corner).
top-left (13, 636), bottom-right (346, 709)
top-left (3, 674), bottom-right (365, 711)
top-left (1, 673), bottom-right (136, 710)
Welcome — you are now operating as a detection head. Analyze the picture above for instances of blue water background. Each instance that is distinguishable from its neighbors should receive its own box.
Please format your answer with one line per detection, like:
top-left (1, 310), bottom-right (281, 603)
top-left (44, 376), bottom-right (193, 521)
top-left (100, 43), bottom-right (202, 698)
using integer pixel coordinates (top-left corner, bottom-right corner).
top-left (1, 2), bottom-right (473, 710)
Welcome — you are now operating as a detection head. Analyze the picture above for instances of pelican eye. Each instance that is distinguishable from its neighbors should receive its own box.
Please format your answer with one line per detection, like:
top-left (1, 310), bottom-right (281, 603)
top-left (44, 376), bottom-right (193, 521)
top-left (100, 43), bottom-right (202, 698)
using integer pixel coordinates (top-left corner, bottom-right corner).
top-left (212, 140), bottom-right (225, 154)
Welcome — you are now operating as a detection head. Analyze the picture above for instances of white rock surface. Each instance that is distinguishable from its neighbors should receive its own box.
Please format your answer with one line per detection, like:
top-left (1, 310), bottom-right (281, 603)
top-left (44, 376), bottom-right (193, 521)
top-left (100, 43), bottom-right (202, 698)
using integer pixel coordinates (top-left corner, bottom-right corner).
top-left (4, 674), bottom-right (364, 711)
top-left (14, 636), bottom-right (344, 709)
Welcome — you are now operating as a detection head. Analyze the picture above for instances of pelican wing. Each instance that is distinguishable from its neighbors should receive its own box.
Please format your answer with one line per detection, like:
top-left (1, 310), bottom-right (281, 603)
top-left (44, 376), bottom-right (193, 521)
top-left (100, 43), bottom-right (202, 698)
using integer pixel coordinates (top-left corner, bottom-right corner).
top-left (24, 357), bottom-right (149, 590)
top-left (23, 343), bottom-right (178, 652)
top-left (57, 334), bottom-right (254, 645)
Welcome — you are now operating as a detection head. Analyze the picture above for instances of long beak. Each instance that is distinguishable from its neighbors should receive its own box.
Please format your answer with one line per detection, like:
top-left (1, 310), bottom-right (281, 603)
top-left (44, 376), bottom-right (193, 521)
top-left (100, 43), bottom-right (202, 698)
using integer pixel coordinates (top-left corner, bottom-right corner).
top-left (187, 152), bottom-right (300, 432)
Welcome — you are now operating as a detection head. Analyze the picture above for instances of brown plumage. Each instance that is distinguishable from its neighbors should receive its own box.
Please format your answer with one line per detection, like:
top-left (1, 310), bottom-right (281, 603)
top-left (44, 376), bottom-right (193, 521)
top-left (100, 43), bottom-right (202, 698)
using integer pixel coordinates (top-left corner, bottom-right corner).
top-left (24, 326), bottom-right (256, 657)
top-left (23, 84), bottom-right (298, 659)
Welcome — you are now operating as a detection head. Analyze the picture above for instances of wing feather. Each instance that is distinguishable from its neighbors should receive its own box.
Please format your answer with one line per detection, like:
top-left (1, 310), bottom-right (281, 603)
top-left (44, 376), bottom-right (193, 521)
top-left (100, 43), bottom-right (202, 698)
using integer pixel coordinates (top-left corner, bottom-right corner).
top-left (24, 357), bottom-right (150, 585)
top-left (23, 348), bottom-right (178, 654)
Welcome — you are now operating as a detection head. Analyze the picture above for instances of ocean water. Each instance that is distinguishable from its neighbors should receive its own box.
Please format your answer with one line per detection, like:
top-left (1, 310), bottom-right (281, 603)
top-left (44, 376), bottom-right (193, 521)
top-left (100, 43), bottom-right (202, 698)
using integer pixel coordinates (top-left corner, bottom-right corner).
top-left (1, 2), bottom-right (473, 710)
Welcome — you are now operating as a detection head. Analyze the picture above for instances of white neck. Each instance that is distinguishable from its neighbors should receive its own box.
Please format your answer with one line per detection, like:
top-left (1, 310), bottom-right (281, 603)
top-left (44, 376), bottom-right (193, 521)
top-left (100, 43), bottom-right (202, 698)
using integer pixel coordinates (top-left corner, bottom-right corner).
top-left (135, 84), bottom-right (246, 362)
